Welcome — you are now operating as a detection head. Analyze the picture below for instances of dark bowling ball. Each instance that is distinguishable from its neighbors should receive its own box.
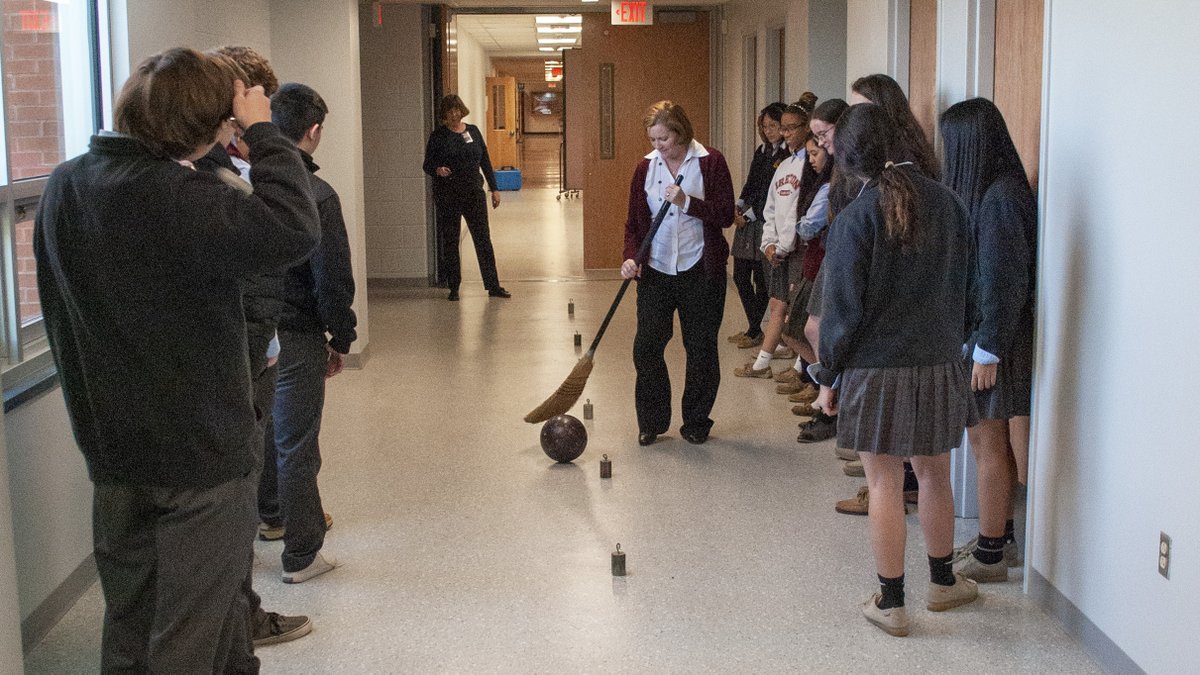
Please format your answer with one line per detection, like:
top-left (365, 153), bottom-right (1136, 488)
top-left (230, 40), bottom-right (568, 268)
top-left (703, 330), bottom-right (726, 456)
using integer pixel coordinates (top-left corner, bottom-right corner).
top-left (540, 414), bottom-right (588, 463)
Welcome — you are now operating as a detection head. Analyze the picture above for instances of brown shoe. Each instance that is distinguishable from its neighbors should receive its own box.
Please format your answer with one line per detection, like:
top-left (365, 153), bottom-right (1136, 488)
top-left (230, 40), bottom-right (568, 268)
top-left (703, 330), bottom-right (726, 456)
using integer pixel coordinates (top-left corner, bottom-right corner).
top-left (727, 331), bottom-right (747, 343)
top-left (788, 385), bottom-right (819, 403)
top-left (792, 403), bottom-right (820, 417)
top-left (843, 459), bottom-right (865, 477)
top-left (836, 486), bottom-right (870, 515)
top-left (735, 333), bottom-right (764, 349)
top-left (734, 362), bottom-right (773, 378)
top-left (774, 368), bottom-right (801, 384)
top-left (771, 346), bottom-right (796, 360)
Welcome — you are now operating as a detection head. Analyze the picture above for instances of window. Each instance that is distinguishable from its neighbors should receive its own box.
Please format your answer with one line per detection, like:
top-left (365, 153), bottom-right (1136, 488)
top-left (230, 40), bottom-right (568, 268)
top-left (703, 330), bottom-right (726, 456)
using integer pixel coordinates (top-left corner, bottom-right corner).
top-left (0, 0), bottom-right (105, 401)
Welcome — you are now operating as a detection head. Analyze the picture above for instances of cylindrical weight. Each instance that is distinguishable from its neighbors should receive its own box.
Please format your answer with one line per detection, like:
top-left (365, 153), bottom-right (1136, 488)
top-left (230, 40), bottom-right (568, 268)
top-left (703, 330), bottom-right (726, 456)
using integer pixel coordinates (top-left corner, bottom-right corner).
top-left (574, 332), bottom-right (582, 347)
top-left (600, 453), bottom-right (612, 479)
top-left (568, 299), bottom-right (575, 316)
top-left (611, 543), bottom-right (626, 576)
top-left (583, 399), bottom-right (594, 420)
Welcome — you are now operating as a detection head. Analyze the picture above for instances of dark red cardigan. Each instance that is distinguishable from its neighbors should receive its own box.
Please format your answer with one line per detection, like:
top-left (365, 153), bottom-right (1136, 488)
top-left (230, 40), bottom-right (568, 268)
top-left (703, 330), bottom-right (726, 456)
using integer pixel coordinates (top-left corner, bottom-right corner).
top-left (622, 147), bottom-right (735, 277)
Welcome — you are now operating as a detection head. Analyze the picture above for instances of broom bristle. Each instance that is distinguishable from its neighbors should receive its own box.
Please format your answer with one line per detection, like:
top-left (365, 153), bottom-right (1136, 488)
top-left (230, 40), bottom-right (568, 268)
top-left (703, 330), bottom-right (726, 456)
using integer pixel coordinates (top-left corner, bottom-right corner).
top-left (523, 355), bottom-right (595, 423)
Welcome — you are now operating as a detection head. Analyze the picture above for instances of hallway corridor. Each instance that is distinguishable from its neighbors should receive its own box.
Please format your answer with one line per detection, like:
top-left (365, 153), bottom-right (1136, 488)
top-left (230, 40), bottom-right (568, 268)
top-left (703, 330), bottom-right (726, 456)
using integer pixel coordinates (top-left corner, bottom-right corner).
top-left (24, 188), bottom-right (1100, 673)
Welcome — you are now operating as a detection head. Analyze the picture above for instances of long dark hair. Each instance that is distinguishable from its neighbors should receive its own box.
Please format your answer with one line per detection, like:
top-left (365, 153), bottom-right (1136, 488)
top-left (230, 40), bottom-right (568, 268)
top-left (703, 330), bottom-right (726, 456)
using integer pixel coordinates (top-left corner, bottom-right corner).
top-left (834, 103), bottom-right (921, 250)
top-left (812, 98), bottom-right (852, 218)
top-left (851, 74), bottom-right (939, 180)
top-left (796, 139), bottom-right (834, 219)
top-left (939, 98), bottom-right (1030, 216)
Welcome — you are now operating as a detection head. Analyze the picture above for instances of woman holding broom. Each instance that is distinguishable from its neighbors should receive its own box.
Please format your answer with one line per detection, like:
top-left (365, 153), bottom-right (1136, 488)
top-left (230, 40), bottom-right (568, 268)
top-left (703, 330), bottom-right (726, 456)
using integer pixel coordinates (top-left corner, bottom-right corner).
top-left (620, 101), bottom-right (734, 446)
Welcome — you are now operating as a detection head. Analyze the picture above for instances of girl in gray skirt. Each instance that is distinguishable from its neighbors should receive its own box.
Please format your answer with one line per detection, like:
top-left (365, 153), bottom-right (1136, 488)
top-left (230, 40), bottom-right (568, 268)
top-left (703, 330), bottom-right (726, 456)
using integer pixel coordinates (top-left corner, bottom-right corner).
top-left (810, 103), bottom-right (978, 637)
top-left (941, 98), bottom-right (1038, 583)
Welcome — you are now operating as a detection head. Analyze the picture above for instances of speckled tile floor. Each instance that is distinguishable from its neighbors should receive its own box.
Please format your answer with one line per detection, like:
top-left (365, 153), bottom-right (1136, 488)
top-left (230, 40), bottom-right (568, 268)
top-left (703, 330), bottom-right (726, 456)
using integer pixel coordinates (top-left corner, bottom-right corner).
top-left (23, 188), bottom-right (1100, 673)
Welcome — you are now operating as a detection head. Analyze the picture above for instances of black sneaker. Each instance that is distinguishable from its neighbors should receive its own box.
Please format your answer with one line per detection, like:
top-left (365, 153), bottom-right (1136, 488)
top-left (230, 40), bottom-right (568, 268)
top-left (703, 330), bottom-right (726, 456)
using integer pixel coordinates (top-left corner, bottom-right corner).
top-left (252, 611), bottom-right (312, 647)
top-left (638, 432), bottom-right (658, 446)
top-left (448, 289), bottom-right (460, 301)
top-left (680, 428), bottom-right (709, 445)
top-left (488, 287), bottom-right (512, 298)
top-left (797, 413), bottom-right (837, 443)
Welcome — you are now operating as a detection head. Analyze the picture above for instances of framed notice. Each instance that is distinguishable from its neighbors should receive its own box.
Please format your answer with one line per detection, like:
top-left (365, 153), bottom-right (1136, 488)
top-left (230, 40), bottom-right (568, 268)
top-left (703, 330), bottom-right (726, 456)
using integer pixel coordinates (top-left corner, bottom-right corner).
top-left (599, 63), bottom-right (615, 159)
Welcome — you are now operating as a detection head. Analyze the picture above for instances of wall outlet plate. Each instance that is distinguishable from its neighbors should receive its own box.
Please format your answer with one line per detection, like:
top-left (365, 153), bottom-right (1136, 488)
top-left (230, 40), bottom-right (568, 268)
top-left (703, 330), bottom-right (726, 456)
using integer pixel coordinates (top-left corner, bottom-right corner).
top-left (1159, 532), bottom-right (1171, 579)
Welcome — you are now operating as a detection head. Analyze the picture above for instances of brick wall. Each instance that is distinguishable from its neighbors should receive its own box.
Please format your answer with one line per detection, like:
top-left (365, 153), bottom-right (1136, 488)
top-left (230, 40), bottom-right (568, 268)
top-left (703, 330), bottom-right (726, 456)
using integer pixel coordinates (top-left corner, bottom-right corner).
top-left (4, 1), bottom-right (67, 324)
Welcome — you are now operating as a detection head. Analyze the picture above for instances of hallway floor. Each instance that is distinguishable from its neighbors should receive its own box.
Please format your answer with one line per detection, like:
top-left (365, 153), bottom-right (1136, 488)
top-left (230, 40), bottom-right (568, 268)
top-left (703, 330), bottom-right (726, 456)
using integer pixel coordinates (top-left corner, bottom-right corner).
top-left (24, 188), bottom-right (1100, 673)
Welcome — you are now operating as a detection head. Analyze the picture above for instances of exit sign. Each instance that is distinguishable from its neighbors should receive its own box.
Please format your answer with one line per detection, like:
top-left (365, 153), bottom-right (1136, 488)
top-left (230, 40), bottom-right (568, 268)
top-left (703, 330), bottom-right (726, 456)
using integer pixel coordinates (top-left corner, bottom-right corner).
top-left (611, 1), bottom-right (653, 26)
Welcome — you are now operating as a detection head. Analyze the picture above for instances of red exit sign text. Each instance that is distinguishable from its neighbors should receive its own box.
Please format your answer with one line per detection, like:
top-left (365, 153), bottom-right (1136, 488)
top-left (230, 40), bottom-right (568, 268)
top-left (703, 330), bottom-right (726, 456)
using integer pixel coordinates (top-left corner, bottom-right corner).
top-left (612, 1), bottom-right (654, 26)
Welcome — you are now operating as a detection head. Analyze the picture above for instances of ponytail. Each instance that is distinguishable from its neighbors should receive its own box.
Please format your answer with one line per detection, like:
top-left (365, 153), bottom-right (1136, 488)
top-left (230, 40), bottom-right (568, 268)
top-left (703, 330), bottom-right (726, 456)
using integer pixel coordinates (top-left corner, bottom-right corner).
top-left (879, 161), bottom-right (919, 250)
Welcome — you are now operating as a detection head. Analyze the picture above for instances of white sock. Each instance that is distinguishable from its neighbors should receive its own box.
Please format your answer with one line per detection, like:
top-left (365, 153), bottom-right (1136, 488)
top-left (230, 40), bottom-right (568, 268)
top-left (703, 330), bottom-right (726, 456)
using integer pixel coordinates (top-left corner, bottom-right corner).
top-left (753, 350), bottom-right (772, 370)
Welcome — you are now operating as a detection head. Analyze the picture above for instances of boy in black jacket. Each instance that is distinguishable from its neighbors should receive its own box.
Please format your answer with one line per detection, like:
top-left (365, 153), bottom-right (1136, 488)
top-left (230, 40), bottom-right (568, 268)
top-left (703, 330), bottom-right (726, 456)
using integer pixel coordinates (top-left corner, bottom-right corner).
top-left (35, 49), bottom-right (319, 671)
top-left (257, 82), bottom-right (357, 584)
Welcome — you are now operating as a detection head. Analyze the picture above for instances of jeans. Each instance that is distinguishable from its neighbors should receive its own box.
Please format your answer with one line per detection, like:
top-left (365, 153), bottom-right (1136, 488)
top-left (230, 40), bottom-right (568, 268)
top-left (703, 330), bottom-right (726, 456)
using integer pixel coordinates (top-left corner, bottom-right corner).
top-left (260, 330), bottom-right (328, 573)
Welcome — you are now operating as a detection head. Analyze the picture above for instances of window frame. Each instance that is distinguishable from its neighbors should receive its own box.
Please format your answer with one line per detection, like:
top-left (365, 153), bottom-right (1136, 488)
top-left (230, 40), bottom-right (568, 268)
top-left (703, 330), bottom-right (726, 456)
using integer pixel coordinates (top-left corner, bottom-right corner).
top-left (0, 0), bottom-right (107, 408)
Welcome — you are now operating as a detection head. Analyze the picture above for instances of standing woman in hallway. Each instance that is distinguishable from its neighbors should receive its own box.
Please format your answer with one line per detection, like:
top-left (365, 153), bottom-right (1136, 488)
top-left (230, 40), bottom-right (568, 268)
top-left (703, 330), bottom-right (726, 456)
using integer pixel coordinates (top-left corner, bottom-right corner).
top-left (622, 100), bottom-right (735, 446)
top-left (728, 102), bottom-right (788, 349)
top-left (940, 98), bottom-right (1037, 582)
top-left (812, 104), bottom-right (978, 636)
top-left (849, 74), bottom-right (940, 180)
top-left (423, 94), bottom-right (511, 301)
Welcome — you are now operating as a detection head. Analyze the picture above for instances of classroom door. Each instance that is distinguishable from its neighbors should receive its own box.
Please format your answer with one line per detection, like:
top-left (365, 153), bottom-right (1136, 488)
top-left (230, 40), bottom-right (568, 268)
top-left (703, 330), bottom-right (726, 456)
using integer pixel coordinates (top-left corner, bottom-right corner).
top-left (486, 76), bottom-right (518, 169)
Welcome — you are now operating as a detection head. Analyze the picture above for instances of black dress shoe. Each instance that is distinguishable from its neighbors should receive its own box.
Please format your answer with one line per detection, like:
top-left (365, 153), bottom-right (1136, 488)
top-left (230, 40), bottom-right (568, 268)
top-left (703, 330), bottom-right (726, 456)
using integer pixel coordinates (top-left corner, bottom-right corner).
top-left (488, 287), bottom-right (511, 298)
top-left (448, 289), bottom-right (459, 301)
top-left (681, 429), bottom-right (709, 445)
top-left (637, 432), bottom-right (657, 446)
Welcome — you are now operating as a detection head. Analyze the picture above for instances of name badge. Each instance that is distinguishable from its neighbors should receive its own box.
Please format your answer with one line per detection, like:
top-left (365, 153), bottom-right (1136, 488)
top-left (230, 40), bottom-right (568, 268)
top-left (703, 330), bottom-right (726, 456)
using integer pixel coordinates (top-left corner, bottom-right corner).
top-left (462, 131), bottom-right (473, 143)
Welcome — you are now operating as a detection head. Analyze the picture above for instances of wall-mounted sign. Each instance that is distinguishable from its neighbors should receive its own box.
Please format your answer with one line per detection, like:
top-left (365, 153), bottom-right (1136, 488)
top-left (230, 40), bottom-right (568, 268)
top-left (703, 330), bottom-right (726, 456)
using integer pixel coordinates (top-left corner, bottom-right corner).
top-left (611, 1), bottom-right (653, 26)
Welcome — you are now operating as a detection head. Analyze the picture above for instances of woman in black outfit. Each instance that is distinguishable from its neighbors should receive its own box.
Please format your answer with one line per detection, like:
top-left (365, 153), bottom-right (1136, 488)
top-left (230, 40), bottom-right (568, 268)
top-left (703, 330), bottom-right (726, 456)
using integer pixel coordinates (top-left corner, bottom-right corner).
top-left (728, 102), bottom-right (788, 349)
top-left (941, 98), bottom-right (1038, 583)
top-left (422, 94), bottom-right (510, 301)
top-left (812, 104), bottom-right (978, 637)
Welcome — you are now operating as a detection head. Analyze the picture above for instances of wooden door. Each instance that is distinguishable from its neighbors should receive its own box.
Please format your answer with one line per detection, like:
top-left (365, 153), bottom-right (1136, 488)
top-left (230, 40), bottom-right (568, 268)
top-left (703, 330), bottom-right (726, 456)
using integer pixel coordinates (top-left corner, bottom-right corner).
top-left (993, 0), bottom-right (1044, 187)
top-left (486, 76), bottom-right (518, 169)
top-left (569, 11), bottom-right (710, 269)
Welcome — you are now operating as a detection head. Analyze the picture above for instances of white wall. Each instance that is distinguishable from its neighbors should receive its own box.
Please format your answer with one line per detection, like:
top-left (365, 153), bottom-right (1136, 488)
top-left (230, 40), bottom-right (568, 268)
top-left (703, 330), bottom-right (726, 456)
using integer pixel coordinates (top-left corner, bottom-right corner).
top-left (0, 410), bottom-right (25, 671)
top-left (4, 391), bottom-right (94, 621)
top-left (360, 4), bottom-right (430, 279)
top-left (845, 0), bottom-right (890, 93)
top-left (1032, 0), bottom-right (1200, 670)
top-left (454, 24), bottom-right (492, 131)
top-left (267, 0), bottom-right (370, 358)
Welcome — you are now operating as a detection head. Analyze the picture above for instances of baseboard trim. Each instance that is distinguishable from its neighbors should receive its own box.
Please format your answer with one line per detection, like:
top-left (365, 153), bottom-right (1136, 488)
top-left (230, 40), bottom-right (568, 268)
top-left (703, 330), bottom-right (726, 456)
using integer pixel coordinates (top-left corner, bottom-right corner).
top-left (344, 344), bottom-right (369, 370)
top-left (22, 554), bottom-right (97, 653)
top-left (1028, 569), bottom-right (1144, 674)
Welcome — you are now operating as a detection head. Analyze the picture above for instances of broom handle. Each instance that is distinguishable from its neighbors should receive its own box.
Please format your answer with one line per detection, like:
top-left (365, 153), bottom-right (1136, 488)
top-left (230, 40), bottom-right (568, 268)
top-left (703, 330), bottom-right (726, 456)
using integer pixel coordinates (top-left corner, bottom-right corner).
top-left (587, 174), bottom-right (684, 355)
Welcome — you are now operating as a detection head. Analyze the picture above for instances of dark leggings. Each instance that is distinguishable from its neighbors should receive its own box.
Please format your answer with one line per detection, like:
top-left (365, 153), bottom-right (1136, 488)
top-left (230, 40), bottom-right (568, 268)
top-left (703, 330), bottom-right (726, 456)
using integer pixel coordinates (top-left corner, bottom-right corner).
top-left (731, 256), bottom-right (768, 337)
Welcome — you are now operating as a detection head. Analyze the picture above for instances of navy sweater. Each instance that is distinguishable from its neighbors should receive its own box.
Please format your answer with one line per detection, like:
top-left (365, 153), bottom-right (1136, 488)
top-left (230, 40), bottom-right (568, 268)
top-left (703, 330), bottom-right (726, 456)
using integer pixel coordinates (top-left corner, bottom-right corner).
top-left (969, 174), bottom-right (1037, 358)
top-left (36, 123), bottom-right (320, 489)
top-left (819, 170), bottom-right (973, 374)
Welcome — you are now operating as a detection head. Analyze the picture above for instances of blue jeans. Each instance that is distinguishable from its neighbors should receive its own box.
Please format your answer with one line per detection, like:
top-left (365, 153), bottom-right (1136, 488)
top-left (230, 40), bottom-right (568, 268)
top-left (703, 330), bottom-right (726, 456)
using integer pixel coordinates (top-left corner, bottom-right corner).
top-left (259, 330), bottom-right (328, 573)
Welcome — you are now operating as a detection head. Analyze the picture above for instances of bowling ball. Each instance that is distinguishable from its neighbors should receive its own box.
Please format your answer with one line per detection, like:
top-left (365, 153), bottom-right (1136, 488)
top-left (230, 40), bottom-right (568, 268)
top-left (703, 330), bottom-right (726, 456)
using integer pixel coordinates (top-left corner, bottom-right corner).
top-left (540, 414), bottom-right (588, 463)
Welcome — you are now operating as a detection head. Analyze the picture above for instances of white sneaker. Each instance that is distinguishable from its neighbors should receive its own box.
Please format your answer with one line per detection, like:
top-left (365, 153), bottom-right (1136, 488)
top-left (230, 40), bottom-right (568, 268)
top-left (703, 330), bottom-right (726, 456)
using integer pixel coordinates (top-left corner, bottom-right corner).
top-left (281, 552), bottom-right (339, 584)
top-left (862, 593), bottom-right (909, 637)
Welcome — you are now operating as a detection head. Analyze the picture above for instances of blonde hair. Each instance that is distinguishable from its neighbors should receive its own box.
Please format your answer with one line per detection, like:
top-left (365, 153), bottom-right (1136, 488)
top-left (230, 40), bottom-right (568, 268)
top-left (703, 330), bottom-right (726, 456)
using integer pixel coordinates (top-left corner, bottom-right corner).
top-left (643, 100), bottom-right (694, 147)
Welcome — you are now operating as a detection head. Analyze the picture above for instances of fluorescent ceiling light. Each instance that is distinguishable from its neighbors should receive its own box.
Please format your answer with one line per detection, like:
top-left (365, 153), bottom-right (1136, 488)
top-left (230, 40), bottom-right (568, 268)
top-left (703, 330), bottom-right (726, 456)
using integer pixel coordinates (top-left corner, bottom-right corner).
top-left (537, 26), bottom-right (582, 33)
top-left (538, 38), bottom-right (577, 45)
top-left (536, 15), bottom-right (582, 24)
top-left (539, 47), bottom-right (557, 52)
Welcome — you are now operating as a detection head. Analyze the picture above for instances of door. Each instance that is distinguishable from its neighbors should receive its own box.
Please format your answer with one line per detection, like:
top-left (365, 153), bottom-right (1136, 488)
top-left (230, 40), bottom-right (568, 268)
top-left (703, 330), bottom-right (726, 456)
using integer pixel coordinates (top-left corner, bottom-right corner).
top-left (486, 76), bottom-right (518, 169)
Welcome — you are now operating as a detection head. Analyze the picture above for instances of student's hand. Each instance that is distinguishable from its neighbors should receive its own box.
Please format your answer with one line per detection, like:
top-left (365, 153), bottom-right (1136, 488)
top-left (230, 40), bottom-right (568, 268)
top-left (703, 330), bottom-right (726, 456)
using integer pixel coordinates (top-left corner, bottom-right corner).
top-left (971, 362), bottom-right (998, 391)
top-left (436, 166), bottom-right (451, 177)
top-left (815, 385), bottom-right (838, 416)
top-left (765, 244), bottom-right (779, 266)
top-left (620, 258), bottom-right (641, 279)
top-left (491, 191), bottom-right (501, 209)
top-left (232, 80), bottom-right (271, 131)
top-left (734, 212), bottom-right (746, 229)
top-left (325, 345), bottom-right (345, 379)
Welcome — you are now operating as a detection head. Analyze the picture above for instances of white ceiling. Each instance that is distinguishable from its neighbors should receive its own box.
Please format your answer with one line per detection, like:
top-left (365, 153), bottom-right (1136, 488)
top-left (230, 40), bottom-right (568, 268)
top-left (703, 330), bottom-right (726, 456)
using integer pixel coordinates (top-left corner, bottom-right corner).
top-left (457, 14), bottom-right (570, 59)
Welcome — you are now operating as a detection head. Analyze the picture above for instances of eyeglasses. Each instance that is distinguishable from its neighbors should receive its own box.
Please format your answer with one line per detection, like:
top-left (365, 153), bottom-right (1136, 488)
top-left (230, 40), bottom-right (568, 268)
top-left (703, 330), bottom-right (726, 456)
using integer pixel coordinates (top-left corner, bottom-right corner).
top-left (812, 126), bottom-right (834, 142)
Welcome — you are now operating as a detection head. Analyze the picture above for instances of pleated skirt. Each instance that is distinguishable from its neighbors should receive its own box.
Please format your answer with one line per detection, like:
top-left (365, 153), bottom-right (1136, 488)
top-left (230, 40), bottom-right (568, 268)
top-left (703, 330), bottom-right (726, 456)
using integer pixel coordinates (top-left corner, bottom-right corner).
top-left (837, 360), bottom-right (978, 457)
top-left (965, 339), bottom-right (1033, 419)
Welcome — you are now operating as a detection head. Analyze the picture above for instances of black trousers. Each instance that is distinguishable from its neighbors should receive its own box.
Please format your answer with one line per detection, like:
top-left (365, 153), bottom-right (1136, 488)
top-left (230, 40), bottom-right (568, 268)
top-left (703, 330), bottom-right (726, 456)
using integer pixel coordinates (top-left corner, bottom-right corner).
top-left (731, 256), bottom-right (768, 337)
top-left (633, 264), bottom-right (726, 436)
top-left (93, 473), bottom-right (259, 673)
top-left (435, 187), bottom-right (500, 291)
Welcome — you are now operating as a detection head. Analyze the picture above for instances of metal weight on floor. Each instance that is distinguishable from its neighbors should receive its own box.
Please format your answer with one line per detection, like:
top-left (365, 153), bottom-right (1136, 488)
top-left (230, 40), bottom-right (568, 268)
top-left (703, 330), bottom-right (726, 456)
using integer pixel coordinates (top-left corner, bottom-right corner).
top-left (574, 331), bottom-right (582, 347)
top-left (583, 399), bottom-right (593, 420)
top-left (568, 299), bottom-right (574, 316)
top-left (611, 543), bottom-right (626, 576)
top-left (600, 453), bottom-right (612, 479)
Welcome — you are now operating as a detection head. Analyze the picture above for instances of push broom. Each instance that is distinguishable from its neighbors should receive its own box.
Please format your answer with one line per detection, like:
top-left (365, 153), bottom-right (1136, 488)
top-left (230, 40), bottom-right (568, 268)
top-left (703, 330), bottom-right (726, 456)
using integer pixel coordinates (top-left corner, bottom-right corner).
top-left (524, 175), bottom-right (684, 423)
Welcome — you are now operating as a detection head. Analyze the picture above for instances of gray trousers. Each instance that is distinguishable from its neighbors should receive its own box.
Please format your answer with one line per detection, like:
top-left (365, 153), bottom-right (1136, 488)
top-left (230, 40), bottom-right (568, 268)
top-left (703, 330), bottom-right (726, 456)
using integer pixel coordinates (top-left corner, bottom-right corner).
top-left (259, 330), bottom-right (328, 573)
top-left (93, 473), bottom-right (259, 674)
